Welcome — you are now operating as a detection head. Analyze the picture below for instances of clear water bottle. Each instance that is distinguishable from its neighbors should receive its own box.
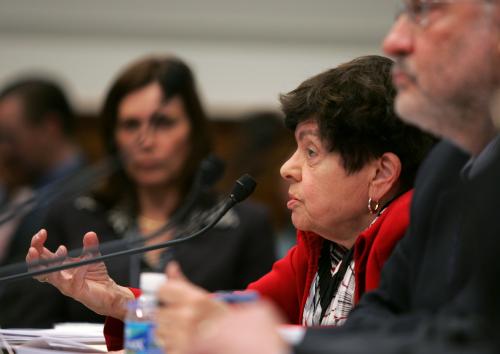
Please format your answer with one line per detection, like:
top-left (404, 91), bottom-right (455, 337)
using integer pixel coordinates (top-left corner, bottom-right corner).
top-left (125, 272), bottom-right (166, 354)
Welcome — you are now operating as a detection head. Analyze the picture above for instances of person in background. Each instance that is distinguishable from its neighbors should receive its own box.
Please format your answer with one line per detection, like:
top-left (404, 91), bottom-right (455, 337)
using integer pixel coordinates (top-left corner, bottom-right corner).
top-left (24, 55), bottom-right (276, 326)
top-left (0, 78), bottom-right (85, 327)
top-left (0, 140), bottom-right (32, 264)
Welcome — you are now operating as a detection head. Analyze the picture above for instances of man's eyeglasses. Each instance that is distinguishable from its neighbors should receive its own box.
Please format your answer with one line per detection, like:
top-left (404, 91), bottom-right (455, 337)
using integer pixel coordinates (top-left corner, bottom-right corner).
top-left (397, 0), bottom-right (482, 27)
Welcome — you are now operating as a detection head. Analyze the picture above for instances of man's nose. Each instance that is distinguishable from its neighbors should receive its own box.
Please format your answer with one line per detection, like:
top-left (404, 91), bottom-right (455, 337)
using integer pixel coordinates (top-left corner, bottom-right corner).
top-left (382, 15), bottom-right (415, 58)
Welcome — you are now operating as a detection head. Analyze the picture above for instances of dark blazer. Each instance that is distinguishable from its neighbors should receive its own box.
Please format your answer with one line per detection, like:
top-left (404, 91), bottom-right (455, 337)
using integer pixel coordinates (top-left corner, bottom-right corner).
top-left (0, 156), bottom-right (87, 328)
top-left (296, 139), bottom-right (500, 353)
top-left (0, 208), bottom-right (66, 328)
top-left (5, 196), bottom-right (276, 327)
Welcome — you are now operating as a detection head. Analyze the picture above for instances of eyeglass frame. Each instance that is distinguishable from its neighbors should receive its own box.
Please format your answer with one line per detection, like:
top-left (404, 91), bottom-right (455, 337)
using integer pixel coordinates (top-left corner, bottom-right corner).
top-left (396, 0), bottom-right (494, 27)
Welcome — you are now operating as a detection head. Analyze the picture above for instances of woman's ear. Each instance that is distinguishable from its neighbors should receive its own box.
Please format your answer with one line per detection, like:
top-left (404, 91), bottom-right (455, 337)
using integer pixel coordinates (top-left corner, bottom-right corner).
top-left (368, 152), bottom-right (402, 203)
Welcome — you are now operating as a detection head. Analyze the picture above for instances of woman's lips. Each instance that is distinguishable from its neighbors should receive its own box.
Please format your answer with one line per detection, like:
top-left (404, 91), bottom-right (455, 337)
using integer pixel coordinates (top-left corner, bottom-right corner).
top-left (286, 195), bottom-right (299, 209)
top-left (134, 161), bottom-right (162, 169)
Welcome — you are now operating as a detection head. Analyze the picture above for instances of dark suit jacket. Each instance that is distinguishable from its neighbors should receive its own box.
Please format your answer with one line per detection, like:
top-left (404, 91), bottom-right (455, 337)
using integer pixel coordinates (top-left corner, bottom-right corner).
top-left (0, 156), bottom-right (86, 328)
top-left (296, 139), bottom-right (500, 353)
top-left (3, 196), bottom-right (276, 327)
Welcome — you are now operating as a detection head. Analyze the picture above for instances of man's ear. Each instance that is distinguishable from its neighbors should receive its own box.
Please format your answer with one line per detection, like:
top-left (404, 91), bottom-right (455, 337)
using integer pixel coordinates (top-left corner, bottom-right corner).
top-left (368, 152), bottom-right (402, 203)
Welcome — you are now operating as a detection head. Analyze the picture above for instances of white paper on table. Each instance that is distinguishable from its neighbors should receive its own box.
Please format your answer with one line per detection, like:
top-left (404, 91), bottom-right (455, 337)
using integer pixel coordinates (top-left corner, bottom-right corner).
top-left (16, 337), bottom-right (106, 354)
top-left (0, 323), bottom-right (105, 345)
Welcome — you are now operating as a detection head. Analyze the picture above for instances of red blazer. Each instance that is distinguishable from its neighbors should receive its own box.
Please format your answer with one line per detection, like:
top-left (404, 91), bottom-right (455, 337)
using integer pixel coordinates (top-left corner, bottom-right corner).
top-left (247, 190), bottom-right (412, 324)
top-left (104, 190), bottom-right (412, 350)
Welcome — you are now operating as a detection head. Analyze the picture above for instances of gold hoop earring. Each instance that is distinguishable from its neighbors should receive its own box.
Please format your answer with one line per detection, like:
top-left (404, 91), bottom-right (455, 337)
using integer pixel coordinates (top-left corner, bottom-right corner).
top-left (368, 198), bottom-right (380, 215)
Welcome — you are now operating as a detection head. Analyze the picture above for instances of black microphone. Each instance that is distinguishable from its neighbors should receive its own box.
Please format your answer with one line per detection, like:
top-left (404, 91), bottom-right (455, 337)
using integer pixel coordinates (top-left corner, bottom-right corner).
top-left (0, 174), bottom-right (256, 284)
top-left (230, 174), bottom-right (256, 203)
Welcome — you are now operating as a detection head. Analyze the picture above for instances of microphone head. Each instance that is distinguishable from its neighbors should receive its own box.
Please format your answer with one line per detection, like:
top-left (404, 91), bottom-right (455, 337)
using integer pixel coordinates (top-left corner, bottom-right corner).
top-left (200, 155), bottom-right (225, 188)
top-left (230, 174), bottom-right (257, 203)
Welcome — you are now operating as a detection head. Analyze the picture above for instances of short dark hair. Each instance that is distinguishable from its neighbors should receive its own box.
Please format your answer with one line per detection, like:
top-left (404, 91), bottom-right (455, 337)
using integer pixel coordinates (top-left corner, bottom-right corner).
top-left (0, 78), bottom-right (75, 135)
top-left (99, 55), bottom-right (212, 203)
top-left (280, 55), bottom-right (435, 191)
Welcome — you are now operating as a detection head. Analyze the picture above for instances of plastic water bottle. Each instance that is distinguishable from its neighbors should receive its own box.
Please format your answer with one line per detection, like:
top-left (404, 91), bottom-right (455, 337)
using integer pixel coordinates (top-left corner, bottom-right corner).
top-left (125, 272), bottom-right (166, 354)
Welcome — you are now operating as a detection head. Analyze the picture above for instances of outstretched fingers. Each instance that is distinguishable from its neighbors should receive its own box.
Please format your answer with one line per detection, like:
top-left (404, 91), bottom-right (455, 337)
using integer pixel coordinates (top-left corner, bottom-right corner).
top-left (26, 229), bottom-right (68, 283)
top-left (27, 229), bottom-right (49, 262)
top-left (82, 232), bottom-right (100, 257)
top-left (44, 244), bottom-right (68, 283)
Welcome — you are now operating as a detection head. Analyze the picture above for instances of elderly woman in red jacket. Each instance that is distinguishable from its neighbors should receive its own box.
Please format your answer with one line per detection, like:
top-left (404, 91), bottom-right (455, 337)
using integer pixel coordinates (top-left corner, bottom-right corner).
top-left (147, 55), bottom-right (434, 353)
top-left (28, 55), bottom-right (434, 351)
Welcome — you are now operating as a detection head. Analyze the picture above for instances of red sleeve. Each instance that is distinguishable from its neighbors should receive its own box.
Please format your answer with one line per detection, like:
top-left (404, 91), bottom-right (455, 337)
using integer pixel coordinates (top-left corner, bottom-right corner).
top-left (104, 287), bottom-right (141, 351)
top-left (247, 231), bottom-right (310, 324)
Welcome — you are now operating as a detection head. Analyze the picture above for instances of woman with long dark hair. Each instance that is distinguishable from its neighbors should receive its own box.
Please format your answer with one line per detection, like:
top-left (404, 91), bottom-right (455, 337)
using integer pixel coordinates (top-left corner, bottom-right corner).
top-left (28, 55), bottom-right (276, 325)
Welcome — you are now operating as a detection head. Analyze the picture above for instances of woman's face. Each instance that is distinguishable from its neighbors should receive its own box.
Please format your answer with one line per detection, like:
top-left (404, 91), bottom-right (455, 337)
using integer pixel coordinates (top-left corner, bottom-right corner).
top-left (115, 82), bottom-right (191, 188)
top-left (280, 119), bottom-right (375, 246)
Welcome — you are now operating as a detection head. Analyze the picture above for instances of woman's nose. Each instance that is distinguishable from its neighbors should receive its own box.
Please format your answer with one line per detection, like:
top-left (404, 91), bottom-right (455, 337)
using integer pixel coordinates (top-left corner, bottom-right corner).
top-left (280, 150), bottom-right (301, 182)
top-left (136, 124), bottom-right (156, 148)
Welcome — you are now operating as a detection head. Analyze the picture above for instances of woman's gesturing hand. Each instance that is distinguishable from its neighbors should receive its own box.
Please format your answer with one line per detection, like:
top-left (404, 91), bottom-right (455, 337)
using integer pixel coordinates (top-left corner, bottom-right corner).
top-left (26, 229), bottom-right (134, 320)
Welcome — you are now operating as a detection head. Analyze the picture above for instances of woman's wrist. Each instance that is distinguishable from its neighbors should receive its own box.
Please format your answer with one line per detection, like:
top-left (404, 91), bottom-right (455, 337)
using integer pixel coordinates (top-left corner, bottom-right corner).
top-left (82, 281), bottom-right (134, 320)
top-left (108, 283), bottom-right (135, 320)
